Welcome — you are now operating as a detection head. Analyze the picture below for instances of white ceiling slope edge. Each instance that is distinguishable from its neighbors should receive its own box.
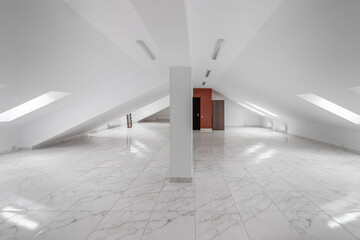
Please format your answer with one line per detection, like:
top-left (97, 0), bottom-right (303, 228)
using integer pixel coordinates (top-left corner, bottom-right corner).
top-left (132, 95), bottom-right (170, 123)
top-left (33, 84), bottom-right (169, 148)
top-left (214, 0), bottom-right (360, 130)
top-left (21, 81), bottom-right (169, 149)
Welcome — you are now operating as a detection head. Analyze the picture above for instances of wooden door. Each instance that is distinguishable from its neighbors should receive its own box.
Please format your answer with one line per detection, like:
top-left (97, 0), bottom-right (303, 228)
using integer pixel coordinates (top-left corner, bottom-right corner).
top-left (193, 97), bottom-right (201, 130)
top-left (212, 100), bottom-right (224, 130)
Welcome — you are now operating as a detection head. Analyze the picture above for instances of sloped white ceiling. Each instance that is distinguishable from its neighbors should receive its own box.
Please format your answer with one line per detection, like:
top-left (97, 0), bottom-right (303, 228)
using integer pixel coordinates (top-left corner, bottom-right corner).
top-left (62, 0), bottom-right (168, 69)
top-left (130, 0), bottom-right (191, 66)
top-left (2, 0), bottom-right (360, 149)
top-left (31, 83), bottom-right (169, 148)
top-left (0, 0), bottom-right (141, 124)
top-left (0, 0), bottom-right (175, 148)
top-left (213, 0), bottom-right (360, 129)
top-left (188, 0), bottom-right (284, 87)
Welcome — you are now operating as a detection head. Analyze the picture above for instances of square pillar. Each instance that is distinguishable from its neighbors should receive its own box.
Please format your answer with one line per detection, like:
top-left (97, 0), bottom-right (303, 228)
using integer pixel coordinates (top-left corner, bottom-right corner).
top-left (169, 67), bottom-right (193, 183)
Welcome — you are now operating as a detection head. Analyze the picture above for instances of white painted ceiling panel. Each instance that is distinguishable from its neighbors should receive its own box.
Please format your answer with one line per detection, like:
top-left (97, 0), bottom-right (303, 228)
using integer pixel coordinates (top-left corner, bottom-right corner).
top-left (214, 0), bottom-right (360, 128)
top-left (131, 0), bottom-right (191, 66)
top-left (0, 0), bottom-right (141, 114)
top-left (62, 0), bottom-right (168, 68)
top-left (188, 0), bottom-right (283, 87)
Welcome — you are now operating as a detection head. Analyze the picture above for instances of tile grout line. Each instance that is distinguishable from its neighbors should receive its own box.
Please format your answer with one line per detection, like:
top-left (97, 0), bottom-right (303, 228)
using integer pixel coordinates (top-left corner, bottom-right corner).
top-left (213, 145), bottom-right (253, 240)
top-left (138, 181), bottom-right (165, 240)
top-left (132, 135), bottom-right (170, 239)
top-left (299, 191), bottom-right (360, 240)
top-left (84, 151), bottom-right (155, 240)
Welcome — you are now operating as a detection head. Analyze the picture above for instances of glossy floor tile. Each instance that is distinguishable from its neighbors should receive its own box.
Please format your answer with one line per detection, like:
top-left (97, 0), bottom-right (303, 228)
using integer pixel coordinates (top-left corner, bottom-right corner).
top-left (87, 211), bottom-right (151, 240)
top-left (0, 123), bottom-right (359, 239)
top-left (196, 210), bottom-right (249, 240)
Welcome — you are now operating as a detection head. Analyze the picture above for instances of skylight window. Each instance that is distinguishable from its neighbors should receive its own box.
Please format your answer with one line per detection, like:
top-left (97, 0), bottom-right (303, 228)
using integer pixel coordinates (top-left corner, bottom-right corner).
top-left (0, 91), bottom-right (70, 122)
top-left (297, 93), bottom-right (360, 124)
top-left (246, 102), bottom-right (279, 117)
top-left (240, 103), bottom-right (265, 116)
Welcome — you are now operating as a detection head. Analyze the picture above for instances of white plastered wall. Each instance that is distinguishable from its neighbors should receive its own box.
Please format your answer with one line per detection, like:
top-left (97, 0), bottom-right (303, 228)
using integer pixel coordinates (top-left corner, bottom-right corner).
top-left (212, 91), bottom-right (262, 127)
top-left (263, 117), bottom-right (360, 152)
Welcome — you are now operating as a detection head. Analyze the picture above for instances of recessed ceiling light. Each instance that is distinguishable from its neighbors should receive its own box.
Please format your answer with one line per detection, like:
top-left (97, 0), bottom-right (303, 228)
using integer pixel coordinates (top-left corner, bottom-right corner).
top-left (212, 39), bottom-right (224, 60)
top-left (136, 40), bottom-right (155, 60)
top-left (298, 93), bottom-right (360, 124)
top-left (205, 70), bottom-right (211, 78)
top-left (240, 103), bottom-right (265, 116)
top-left (0, 91), bottom-right (70, 122)
top-left (246, 102), bottom-right (279, 117)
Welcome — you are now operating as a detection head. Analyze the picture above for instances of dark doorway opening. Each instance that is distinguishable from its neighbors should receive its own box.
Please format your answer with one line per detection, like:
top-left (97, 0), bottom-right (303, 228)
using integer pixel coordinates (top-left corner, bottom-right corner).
top-left (193, 97), bottom-right (201, 130)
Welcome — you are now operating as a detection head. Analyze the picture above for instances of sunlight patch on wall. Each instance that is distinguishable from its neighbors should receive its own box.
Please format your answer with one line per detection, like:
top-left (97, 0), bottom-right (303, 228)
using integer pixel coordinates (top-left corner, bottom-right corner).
top-left (240, 103), bottom-right (265, 116)
top-left (246, 102), bottom-right (279, 117)
top-left (298, 93), bottom-right (360, 124)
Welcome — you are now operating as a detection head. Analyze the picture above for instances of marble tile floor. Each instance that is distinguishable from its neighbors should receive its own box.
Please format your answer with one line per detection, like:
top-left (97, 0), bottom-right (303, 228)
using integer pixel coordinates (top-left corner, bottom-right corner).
top-left (0, 123), bottom-right (360, 239)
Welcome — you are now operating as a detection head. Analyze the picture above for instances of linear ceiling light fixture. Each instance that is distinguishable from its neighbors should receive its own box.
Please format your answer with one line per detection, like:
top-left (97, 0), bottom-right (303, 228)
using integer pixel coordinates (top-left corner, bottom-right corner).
top-left (0, 91), bottom-right (70, 122)
top-left (240, 103), bottom-right (265, 116)
top-left (205, 70), bottom-right (211, 78)
top-left (246, 102), bottom-right (279, 117)
top-left (136, 40), bottom-right (155, 60)
top-left (212, 39), bottom-right (224, 60)
top-left (297, 93), bottom-right (360, 124)
top-left (202, 81), bottom-right (206, 86)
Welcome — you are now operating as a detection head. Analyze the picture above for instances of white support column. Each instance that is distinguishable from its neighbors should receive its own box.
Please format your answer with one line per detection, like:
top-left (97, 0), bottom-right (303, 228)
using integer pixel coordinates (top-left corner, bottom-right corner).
top-left (169, 67), bottom-right (193, 183)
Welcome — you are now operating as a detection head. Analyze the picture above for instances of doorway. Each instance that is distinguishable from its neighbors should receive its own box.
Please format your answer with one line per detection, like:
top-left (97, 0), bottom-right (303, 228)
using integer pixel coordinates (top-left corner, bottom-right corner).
top-left (212, 100), bottom-right (224, 130)
top-left (193, 97), bottom-right (200, 130)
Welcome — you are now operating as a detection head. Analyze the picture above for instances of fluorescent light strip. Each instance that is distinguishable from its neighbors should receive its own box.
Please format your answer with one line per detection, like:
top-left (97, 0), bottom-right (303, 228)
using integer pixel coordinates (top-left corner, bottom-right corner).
top-left (240, 103), bottom-right (265, 116)
top-left (212, 39), bottom-right (224, 60)
top-left (246, 102), bottom-right (279, 117)
top-left (205, 70), bottom-right (211, 78)
top-left (136, 40), bottom-right (155, 60)
top-left (0, 91), bottom-right (70, 122)
top-left (298, 93), bottom-right (360, 124)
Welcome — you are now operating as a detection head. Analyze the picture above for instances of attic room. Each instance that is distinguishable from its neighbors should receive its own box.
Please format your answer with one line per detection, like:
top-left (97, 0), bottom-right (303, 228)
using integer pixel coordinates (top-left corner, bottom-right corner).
top-left (0, 0), bottom-right (360, 239)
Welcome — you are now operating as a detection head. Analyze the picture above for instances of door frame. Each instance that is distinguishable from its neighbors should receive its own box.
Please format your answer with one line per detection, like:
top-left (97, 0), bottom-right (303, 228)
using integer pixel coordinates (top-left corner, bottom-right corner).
top-left (193, 97), bottom-right (201, 130)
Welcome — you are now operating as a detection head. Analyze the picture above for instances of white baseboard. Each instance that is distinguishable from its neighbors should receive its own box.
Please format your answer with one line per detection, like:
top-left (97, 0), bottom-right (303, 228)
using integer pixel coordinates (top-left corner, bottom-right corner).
top-left (225, 125), bottom-right (262, 128)
top-left (0, 147), bottom-right (31, 156)
top-left (262, 124), bottom-right (360, 155)
top-left (33, 134), bottom-right (88, 149)
top-left (287, 132), bottom-right (360, 155)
